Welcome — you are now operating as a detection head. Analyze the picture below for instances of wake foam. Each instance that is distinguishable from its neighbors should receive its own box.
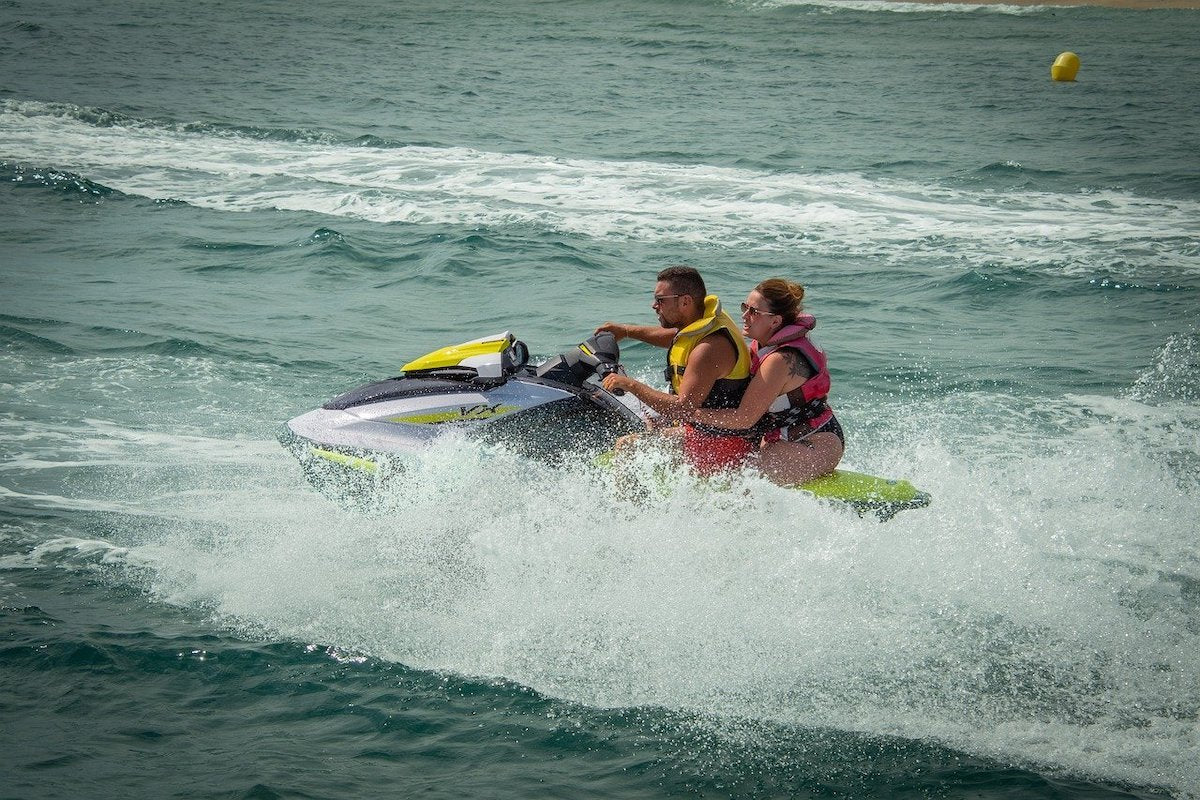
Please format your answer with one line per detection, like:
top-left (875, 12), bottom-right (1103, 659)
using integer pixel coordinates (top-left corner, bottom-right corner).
top-left (4, 99), bottom-right (1197, 277)
top-left (5, 384), bottom-right (1191, 795)
top-left (738, 0), bottom-right (1063, 15)
top-left (2, 334), bottom-right (1197, 800)
top-left (1129, 331), bottom-right (1200, 405)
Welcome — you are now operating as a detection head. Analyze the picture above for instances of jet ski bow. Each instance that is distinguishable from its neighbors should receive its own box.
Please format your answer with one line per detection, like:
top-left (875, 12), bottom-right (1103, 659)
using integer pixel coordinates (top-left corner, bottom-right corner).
top-left (282, 331), bottom-right (639, 466)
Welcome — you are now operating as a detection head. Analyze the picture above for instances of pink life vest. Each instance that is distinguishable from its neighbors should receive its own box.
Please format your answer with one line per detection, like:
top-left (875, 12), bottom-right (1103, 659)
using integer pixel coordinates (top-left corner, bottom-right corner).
top-left (749, 315), bottom-right (834, 436)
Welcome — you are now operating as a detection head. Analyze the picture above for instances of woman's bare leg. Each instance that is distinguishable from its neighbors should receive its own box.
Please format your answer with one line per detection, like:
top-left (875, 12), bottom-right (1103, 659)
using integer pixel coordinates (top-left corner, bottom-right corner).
top-left (756, 431), bottom-right (844, 486)
top-left (611, 424), bottom-right (684, 457)
top-left (606, 426), bottom-right (686, 501)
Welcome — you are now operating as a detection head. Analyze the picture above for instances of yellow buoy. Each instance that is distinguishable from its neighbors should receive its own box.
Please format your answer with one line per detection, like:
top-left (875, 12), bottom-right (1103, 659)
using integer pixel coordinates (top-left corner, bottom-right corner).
top-left (1051, 51), bottom-right (1080, 82)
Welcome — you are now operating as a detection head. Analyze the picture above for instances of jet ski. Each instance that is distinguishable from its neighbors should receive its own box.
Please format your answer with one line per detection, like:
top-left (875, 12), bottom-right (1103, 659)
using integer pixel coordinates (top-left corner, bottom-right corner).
top-left (281, 331), bottom-right (931, 519)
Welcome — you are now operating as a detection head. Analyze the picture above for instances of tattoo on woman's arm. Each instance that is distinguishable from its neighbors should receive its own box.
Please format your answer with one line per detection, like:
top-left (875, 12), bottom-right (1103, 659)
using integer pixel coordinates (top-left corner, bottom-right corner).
top-left (783, 350), bottom-right (814, 379)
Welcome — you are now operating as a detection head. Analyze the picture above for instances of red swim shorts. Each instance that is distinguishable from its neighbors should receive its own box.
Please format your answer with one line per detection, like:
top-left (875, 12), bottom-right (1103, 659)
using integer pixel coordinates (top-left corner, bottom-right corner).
top-left (682, 425), bottom-right (755, 477)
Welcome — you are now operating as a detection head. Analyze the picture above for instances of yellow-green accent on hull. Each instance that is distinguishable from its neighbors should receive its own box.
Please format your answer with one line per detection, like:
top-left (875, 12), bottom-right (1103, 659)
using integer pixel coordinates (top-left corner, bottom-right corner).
top-left (797, 469), bottom-right (923, 504)
top-left (386, 404), bottom-right (521, 425)
top-left (593, 450), bottom-right (929, 518)
top-left (797, 469), bottom-right (931, 519)
top-left (305, 444), bottom-right (930, 519)
top-left (310, 446), bottom-right (379, 473)
top-left (401, 337), bottom-right (510, 372)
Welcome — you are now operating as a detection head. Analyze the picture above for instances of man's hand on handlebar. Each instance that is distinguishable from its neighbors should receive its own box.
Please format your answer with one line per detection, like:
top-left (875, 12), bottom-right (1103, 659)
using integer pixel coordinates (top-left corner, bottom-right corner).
top-left (594, 322), bottom-right (628, 341)
top-left (602, 373), bottom-right (638, 396)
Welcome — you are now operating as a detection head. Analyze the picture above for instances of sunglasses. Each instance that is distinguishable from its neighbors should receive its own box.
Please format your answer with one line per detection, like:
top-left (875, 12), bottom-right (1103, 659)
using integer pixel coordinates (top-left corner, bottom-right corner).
top-left (740, 302), bottom-right (776, 317)
top-left (652, 294), bottom-right (683, 306)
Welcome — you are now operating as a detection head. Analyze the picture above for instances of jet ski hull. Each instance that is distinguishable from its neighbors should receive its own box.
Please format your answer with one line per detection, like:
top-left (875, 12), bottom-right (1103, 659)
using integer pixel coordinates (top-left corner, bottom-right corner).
top-left (281, 331), bottom-right (931, 519)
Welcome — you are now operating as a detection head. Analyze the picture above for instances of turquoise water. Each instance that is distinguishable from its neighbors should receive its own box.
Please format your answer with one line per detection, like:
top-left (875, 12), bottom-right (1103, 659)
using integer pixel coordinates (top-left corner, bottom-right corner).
top-left (2, 0), bottom-right (1198, 797)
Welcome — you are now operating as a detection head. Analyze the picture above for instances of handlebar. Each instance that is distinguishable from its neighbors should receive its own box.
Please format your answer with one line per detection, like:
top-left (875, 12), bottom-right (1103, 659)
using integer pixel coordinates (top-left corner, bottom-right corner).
top-left (595, 361), bottom-right (625, 395)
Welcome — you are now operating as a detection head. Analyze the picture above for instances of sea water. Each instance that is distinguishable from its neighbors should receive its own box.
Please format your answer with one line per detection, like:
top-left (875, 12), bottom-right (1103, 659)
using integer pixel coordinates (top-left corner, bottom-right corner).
top-left (2, 0), bottom-right (1198, 797)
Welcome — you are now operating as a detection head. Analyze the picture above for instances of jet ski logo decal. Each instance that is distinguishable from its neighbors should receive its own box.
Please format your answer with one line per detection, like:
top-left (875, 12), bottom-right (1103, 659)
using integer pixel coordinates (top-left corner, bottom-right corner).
top-left (387, 403), bottom-right (521, 425)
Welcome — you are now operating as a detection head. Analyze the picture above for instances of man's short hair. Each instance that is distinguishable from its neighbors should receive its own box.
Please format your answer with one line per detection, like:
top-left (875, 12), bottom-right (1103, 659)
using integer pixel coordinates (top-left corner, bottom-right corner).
top-left (657, 265), bottom-right (707, 304)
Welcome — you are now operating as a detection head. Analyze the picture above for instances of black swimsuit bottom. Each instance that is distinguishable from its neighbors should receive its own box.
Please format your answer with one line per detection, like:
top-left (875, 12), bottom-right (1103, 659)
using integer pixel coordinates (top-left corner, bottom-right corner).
top-left (784, 413), bottom-right (844, 446)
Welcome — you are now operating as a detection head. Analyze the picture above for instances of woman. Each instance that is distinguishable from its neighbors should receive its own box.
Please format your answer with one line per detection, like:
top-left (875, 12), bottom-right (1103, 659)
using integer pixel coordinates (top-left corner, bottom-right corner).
top-left (603, 277), bottom-right (843, 485)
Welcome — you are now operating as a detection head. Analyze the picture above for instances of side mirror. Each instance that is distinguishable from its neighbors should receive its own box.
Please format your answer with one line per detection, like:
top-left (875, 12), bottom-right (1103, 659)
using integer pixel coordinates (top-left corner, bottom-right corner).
top-left (503, 339), bottom-right (529, 374)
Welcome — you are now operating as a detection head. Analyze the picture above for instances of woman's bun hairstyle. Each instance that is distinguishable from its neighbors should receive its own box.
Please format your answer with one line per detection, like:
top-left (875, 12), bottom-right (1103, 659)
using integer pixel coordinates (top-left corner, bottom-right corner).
top-left (755, 277), bottom-right (805, 320)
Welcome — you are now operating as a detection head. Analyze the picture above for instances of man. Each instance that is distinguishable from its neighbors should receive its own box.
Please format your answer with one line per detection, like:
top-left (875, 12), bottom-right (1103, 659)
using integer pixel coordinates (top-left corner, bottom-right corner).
top-left (597, 265), bottom-right (754, 474)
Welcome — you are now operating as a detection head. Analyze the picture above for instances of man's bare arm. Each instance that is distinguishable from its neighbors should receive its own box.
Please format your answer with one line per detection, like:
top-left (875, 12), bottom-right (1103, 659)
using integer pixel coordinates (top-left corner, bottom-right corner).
top-left (594, 322), bottom-right (677, 349)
